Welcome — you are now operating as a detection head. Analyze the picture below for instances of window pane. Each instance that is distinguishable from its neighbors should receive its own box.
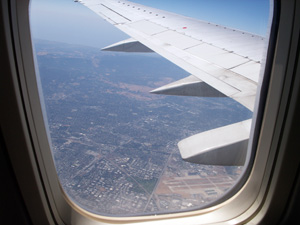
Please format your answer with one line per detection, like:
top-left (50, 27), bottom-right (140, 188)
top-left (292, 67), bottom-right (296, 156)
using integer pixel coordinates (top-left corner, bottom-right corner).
top-left (30, 0), bottom-right (271, 216)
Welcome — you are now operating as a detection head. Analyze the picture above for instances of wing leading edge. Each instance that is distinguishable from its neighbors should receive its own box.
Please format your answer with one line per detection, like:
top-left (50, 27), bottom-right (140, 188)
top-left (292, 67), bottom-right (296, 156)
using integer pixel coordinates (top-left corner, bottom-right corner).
top-left (78, 0), bottom-right (267, 165)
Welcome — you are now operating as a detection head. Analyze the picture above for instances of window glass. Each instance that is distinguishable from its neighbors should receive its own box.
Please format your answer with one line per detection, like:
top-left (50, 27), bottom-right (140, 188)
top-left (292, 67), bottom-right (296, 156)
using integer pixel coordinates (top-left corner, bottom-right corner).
top-left (30, 0), bottom-right (271, 216)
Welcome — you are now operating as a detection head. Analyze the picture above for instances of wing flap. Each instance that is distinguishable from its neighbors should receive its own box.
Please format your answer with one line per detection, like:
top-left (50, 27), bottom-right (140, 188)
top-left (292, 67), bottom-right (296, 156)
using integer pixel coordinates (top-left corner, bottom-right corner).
top-left (186, 43), bottom-right (250, 69)
top-left (80, 0), bottom-right (265, 110)
top-left (116, 24), bottom-right (242, 96)
top-left (231, 61), bottom-right (261, 83)
top-left (78, 0), bottom-right (267, 165)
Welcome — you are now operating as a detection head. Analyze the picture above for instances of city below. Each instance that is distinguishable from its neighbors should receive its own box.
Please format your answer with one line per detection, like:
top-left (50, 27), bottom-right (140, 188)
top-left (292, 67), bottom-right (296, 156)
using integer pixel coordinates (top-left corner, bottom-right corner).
top-left (35, 39), bottom-right (251, 216)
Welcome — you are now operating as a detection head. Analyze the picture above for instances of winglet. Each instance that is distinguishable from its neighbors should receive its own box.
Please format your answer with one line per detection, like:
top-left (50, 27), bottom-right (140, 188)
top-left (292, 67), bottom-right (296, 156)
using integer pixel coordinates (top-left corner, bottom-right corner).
top-left (102, 38), bottom-right (154, 53)
top-left (178, 119), bottom-right (251, 166)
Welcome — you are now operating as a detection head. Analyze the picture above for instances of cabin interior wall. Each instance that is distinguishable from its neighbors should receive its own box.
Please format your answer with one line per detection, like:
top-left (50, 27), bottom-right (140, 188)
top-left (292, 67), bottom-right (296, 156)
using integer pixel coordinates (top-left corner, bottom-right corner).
top-left (0, 130), bottom-right (32, 225)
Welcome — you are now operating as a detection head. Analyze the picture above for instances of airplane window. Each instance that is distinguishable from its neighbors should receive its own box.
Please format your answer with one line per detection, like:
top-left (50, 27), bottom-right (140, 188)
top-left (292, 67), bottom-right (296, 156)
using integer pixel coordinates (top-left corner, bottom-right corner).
top-left (29, 0), bottom-right (271, 217)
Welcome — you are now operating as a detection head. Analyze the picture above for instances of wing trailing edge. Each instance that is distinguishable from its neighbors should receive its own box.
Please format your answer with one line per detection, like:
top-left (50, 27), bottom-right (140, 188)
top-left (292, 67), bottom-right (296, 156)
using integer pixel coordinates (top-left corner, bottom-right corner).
top-left (78, 0), bottom-right (264, 166)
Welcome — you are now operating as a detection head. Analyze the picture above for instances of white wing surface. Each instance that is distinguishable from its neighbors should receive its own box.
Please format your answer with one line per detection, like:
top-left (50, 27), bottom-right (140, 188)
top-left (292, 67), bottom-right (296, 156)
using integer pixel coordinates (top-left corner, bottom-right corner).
top-left (78, 0), bottom-right (267, 165)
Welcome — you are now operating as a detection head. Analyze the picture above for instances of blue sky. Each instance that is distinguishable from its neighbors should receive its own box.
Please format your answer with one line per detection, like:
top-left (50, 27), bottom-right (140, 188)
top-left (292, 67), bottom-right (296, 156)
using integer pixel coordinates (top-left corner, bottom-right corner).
top-left (30, 0), bottom-right (271, 48)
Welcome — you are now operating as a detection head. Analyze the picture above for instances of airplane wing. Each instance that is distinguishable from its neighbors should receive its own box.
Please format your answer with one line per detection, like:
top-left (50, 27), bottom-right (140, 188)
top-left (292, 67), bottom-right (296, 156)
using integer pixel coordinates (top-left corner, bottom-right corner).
top-left (78, 0), bottom-right (267, 165)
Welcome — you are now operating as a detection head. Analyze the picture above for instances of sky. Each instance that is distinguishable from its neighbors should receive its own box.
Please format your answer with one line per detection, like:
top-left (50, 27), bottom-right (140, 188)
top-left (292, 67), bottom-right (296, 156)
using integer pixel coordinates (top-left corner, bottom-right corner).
top-left (30, 0), bottom-right (271, 49)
